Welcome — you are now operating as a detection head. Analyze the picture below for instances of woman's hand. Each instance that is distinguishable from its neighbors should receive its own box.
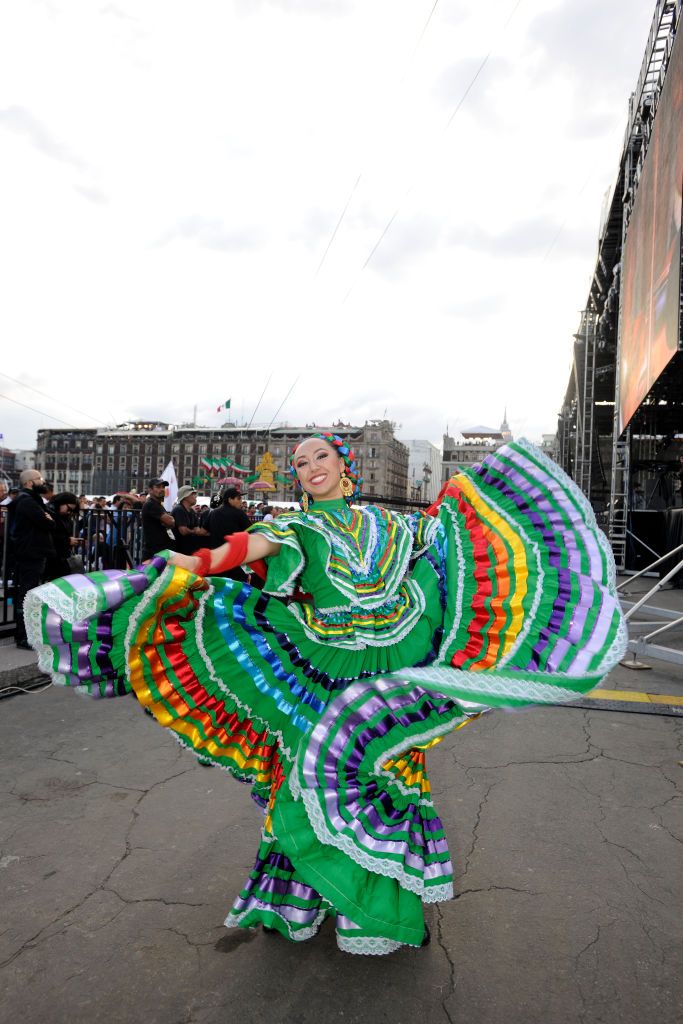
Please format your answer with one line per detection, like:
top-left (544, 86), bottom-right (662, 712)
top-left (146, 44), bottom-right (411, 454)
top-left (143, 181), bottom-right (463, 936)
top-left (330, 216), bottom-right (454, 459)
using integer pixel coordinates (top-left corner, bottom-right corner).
top-left (168, 552), bottom-right (201, 572)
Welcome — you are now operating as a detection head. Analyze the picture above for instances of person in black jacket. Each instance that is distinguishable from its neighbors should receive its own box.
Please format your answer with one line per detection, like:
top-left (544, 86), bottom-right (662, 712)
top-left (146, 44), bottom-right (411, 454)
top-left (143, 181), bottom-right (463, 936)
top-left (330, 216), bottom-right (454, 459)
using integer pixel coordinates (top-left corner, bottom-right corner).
top-left (10, 470), bottom-right (55, 648)
top-left (172, 486), bottom-right (209, 556)
top-left (45, 492), bottom-right (82, 581)
top-left (207, 487), bottom-right (251, 581)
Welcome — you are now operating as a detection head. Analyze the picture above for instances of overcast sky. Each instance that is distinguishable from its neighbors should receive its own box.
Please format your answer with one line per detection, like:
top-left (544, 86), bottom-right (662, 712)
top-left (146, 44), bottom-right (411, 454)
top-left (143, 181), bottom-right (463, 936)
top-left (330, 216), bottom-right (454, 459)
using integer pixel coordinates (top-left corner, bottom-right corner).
top-left (0, 0), bottom-right (656, 452)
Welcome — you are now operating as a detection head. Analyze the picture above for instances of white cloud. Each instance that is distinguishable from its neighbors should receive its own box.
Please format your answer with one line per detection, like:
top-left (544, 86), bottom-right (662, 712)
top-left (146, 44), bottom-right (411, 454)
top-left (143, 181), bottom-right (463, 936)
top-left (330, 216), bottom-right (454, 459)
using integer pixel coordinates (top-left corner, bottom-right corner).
top-left (0, 0), bottom-right (657, 457)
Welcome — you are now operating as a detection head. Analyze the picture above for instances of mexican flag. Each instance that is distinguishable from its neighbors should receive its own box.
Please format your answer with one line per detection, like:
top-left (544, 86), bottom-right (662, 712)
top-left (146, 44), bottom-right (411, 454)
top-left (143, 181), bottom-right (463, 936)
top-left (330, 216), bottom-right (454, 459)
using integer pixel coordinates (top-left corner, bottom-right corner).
top-left (216, 398), bottom-right (231, 413)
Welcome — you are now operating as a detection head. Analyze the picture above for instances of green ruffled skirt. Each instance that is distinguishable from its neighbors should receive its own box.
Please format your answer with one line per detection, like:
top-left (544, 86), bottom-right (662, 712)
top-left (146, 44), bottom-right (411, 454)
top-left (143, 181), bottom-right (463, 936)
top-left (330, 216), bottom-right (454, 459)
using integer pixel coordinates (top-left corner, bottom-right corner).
top-left (25, 441), bottom-right (625, 954)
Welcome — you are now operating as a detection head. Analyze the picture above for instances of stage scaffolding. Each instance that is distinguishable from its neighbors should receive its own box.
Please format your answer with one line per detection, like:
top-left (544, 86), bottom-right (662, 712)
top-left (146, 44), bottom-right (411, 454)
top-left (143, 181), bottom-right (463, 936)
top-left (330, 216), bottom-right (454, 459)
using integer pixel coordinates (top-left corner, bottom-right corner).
top-left (557, 0), bottom-right (683, 571)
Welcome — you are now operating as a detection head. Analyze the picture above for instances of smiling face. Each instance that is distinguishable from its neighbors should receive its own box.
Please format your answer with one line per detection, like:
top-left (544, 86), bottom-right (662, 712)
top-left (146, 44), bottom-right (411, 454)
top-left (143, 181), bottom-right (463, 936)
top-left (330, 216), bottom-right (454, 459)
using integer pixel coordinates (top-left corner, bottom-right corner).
top-left (293, 437), bottom-right (345, 502)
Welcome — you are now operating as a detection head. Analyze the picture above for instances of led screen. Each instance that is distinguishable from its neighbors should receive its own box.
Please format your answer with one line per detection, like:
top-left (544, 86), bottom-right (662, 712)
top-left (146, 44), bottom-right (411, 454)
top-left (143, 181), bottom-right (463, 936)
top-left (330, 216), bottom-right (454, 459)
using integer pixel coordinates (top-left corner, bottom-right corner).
top-left (618, 27), bottom-right (683, 435)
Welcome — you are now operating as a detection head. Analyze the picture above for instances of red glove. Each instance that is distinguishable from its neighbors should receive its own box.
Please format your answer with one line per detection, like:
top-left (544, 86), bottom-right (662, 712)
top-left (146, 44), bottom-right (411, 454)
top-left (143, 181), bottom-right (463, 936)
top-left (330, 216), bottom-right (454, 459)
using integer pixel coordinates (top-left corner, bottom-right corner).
top-left (193, 533), bottom-right (250, 576)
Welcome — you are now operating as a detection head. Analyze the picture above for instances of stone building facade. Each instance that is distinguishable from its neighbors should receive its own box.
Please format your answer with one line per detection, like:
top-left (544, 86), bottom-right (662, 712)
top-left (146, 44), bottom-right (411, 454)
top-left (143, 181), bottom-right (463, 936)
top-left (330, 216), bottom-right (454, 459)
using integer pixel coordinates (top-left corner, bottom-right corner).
top-left (0, 448), bottom-right (16, 484)
top-left (404, 440), bottom-right (441, 503)
top-left (441, 418), bottom-right (513, 483)
top-left (35, 419), bottom-right (409, 503)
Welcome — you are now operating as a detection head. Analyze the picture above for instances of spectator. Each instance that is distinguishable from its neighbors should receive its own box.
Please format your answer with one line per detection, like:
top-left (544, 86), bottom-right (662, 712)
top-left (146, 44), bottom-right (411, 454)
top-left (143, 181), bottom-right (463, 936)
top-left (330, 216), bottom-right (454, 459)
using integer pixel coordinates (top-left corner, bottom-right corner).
top-left (0, 482), bottom-right (9, 580)
top-left (207, 488), bottom-right (251, 581)
top-left (141, 478), bottom-right (176, 560)
top-left (45, 492), bottom-right (82, 581)
top-left (261, 505), bottom-right (274, 522)
top-left (43, 481), bottom-right (55, 505)
top-left (10, 470), bottom-right (55, 649)
top-left (172, 486), bottom-right (209, 556)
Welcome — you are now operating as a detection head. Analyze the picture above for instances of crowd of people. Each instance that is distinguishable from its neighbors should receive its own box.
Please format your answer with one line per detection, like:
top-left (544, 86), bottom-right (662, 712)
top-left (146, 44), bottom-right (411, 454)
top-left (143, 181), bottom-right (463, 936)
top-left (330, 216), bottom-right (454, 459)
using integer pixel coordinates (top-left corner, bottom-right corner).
top-left (0, 470), bottom-right (291, 649)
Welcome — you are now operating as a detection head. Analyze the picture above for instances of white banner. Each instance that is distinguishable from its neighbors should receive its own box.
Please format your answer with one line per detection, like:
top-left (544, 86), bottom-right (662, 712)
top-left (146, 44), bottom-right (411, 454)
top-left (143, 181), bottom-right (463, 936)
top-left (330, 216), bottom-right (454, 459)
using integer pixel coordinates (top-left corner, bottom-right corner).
top-left (162, 460), bottom-right (178, 511)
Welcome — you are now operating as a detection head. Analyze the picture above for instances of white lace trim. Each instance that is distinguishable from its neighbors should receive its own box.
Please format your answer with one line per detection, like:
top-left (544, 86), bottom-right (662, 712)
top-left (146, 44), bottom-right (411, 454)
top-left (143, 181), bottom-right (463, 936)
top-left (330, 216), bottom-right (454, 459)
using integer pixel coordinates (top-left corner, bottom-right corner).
top-left (595, 520), bottom-right (617, 590)
top-left (512, 440), bottom-right (628, 672)
top-left (223, 902), bottom-right (329, 943)
top-left (392, 666), bottom-right (595, 703)
top-left (409, 512), bottom-right (443, 557)
top-left (23, 580), bottom-right (104, 681)
top-left (437, 440), bottom-right (627, 676)
top-left (25, 578), bottom-right (103, 628)
top-left (374, 714), bottom-right (485, 793)
top-left (253, 531), bottom-right (305, 597)
top-left (451, 465), bottom-right (545, 671)
top-left (435, 502), bottom-right (466, 663)
top-left (193, 588), bottom-right (296, 763)
top-left (502, 440), bottom-right (609, 585)
top-left (166, 726), bottom-right (269, 787)
top-left (336, 933), bottom-right (406, 956)
top-left (285, 581), bottom-right (427, 651)
top-left (295, 785), bottom-right (454, 900)
top-left (514, 438), bottom-right (597, 530)
top-left (299, 509), bottom-right (415, 610)
top-left (288, 713), bottom-right (458, 900)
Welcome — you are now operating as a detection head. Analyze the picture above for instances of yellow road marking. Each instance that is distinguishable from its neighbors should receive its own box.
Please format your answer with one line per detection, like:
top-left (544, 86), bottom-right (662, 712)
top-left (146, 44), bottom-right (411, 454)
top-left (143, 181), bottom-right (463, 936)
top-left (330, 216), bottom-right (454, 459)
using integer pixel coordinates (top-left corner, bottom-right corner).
top-left (585, 688), bottom-right (683, 707)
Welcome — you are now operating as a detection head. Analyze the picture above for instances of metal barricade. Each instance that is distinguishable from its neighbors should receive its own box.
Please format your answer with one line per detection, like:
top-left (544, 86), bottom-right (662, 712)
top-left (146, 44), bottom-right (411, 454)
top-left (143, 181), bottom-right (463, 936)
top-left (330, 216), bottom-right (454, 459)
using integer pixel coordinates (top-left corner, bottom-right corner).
top-left (618, 544), bottom-right (683, 667)
top-left (0, 506), bottom-right (146, 639)
top-left (0, 506), bottom-right (12, 638)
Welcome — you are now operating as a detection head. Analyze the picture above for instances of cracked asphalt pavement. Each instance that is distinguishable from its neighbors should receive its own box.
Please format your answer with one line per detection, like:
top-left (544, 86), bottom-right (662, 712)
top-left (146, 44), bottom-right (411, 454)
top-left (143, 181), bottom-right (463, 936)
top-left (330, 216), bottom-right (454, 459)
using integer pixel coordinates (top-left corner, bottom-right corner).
top-left (1, 660), bottom-right (682, 1024)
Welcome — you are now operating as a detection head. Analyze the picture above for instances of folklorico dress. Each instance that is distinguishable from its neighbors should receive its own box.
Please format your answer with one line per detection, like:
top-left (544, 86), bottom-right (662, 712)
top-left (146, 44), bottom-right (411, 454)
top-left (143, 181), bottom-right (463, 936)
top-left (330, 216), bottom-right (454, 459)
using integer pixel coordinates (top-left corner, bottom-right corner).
top-left (25, 440), bottom-right (626, 955)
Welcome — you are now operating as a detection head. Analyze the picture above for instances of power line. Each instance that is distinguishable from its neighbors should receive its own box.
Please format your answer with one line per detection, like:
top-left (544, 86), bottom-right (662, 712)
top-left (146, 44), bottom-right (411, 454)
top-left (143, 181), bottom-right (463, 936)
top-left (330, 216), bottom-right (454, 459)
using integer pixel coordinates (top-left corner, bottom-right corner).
top-left (0, 371), bottom-right (108, 426)
top-left (315, 175), bottom-right (362, 277)
top-left (267, 377), bottom-right (300, 430)
top-left (0, 392), bottom-right (78, 428)
top-left (247, 375), bottom-right (272, 428)
top-left (314, 1), bottom-right (443, 279)
top-left (408, 0), bottom-right (441, 64)
top-left (342, 0), bottom-right (524, 304)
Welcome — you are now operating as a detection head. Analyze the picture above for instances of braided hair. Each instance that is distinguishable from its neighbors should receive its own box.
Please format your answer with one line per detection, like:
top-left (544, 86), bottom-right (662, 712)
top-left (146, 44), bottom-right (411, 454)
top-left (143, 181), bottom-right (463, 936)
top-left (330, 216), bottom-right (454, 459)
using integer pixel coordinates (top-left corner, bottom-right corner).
top-left (289, 432), bottom-right (363, 506)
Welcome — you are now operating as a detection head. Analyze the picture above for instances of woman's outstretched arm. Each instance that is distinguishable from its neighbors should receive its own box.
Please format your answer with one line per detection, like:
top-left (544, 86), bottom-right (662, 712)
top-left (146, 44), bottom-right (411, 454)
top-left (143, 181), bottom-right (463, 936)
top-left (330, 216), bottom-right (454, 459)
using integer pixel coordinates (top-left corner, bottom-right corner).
top-left (168, 531), bottom-right (280, 573)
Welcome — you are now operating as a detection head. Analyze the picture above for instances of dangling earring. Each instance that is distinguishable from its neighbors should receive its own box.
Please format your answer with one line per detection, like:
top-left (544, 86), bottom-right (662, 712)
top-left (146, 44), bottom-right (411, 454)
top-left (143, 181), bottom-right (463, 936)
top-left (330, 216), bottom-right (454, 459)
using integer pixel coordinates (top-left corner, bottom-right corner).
top-left (339, 471), bottom-right (354, 499)
top-left (301, 492), bottom-right (309, 513)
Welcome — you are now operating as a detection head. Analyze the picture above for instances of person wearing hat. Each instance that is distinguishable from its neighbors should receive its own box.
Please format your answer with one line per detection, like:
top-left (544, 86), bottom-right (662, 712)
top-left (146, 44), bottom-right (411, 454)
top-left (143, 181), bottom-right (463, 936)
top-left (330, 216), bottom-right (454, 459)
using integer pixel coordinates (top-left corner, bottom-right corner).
top-left (141, 478), bottom-right (176, 560)
top-left (172, 485), bottom-right (209, 556)
top-left (206, 486), bottom-right (251, 581)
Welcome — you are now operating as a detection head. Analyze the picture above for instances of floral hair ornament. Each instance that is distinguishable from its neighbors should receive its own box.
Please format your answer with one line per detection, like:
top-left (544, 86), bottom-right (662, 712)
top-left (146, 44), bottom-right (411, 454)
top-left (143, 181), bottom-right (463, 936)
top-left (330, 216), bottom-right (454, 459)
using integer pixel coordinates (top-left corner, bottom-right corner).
top-left (289, 432), bottom-right (363, 509)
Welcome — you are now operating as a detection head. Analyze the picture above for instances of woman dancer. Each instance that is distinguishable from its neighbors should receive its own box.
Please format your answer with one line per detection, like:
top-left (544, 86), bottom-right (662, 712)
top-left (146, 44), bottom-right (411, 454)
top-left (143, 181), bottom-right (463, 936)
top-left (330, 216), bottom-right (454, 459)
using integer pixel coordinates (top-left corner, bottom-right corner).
top-left (25, 433), bottom-right (625, 955)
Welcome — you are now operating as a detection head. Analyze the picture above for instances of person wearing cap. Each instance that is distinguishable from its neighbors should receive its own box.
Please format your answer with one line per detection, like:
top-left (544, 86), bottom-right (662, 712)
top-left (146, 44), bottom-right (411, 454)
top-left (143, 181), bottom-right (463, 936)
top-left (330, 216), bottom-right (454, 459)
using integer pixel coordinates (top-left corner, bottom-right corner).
top-left (172, 485), bottom-right (209, 556)
top-left (206, 487), bottom-right (251, 581)
top-left (141, 478), bottom-right (176, 560)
